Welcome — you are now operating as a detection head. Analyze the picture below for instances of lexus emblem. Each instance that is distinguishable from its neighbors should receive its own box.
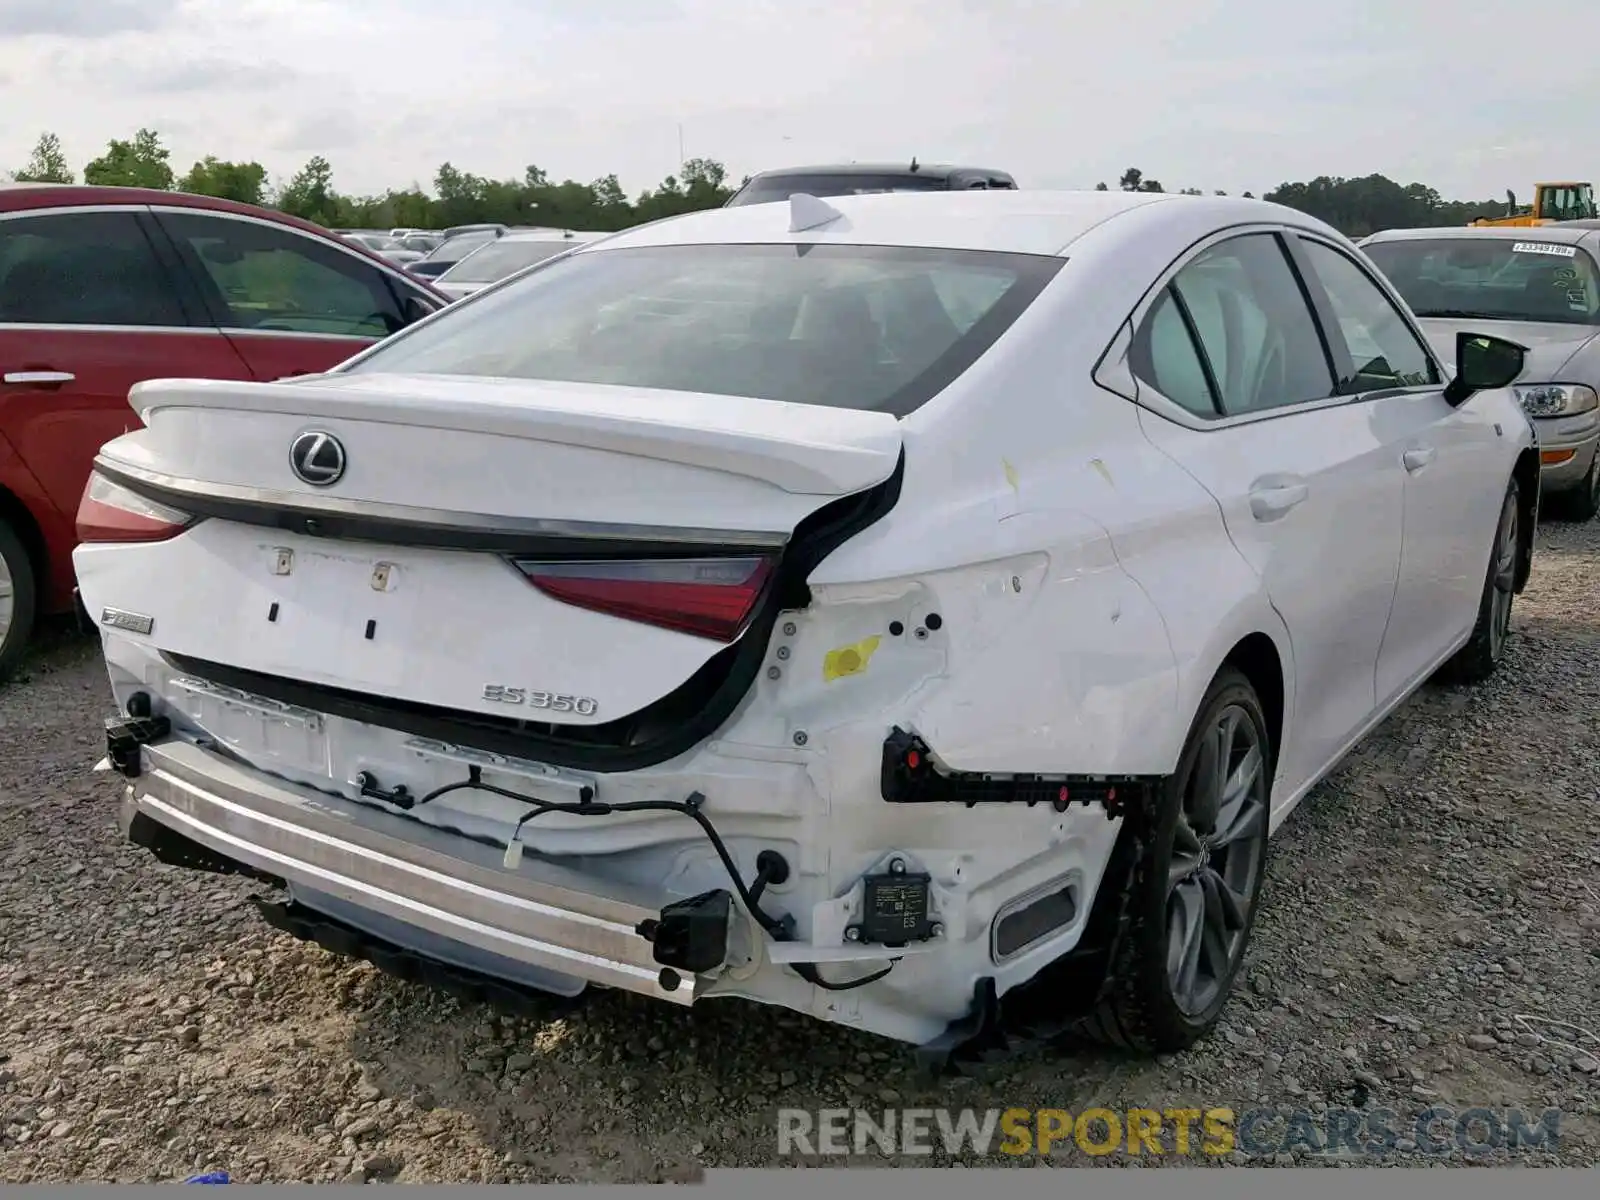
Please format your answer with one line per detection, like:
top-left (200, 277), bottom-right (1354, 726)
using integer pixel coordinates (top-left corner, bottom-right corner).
top-left (289, 430), bottom-right (347, 487)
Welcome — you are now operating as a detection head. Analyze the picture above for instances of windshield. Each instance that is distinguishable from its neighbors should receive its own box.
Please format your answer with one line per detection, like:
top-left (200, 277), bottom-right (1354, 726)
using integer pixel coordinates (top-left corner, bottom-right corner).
top-left (424, 232), bottom-right (497, 264)
top-left (727, 173), bottom-right (957, 207)
top-left (345, 242), bottom-right (1062, 415)
top-left (1364, 237), bottom-right (1600, 326)
top-left (440, 239), bottom-right (578, 284)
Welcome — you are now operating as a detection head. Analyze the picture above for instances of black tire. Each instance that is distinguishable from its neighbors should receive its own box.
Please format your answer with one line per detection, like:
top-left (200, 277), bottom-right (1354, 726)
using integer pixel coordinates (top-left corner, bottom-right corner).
top-left (0, 520), bottom-right (38, 687)
top-left (1549, 455), bottom-right (1598, 523)
top-left (1434, 477), bottom-right (1519, 686)
top-left (1070, 666), bottom-right (1272, 1052)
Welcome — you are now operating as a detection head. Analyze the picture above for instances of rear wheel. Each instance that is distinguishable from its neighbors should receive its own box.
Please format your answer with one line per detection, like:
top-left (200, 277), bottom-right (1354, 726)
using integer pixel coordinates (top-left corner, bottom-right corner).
top-left (1435, 477), bottom-right (1519, 686)
top-left (1070, 667), bottom-right (1271, 1052)
top-left (0, 521), bottom-right (38, 686)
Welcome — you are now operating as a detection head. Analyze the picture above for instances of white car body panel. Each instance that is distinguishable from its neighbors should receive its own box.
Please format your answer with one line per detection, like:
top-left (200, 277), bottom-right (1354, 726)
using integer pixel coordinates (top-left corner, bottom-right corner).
top-left (75, 190), bottom-right (1535, 1049)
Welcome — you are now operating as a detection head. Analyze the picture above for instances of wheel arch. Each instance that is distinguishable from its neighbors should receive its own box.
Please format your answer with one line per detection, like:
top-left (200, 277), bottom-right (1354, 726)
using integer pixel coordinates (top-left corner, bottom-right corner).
top-left (0, 482), bottom-right (48, 590)
top-left (1511, 448), bottom-right (1539, 593)
top-left (1162, 600), bottom-right (1293, 782)
top-left (1219, 632), bottom-right (1286, 776)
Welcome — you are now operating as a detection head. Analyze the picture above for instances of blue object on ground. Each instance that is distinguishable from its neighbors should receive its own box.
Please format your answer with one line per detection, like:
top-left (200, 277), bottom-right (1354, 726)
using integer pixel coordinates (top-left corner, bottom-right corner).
top-left (184, 1171), bottom-right (231, 1184)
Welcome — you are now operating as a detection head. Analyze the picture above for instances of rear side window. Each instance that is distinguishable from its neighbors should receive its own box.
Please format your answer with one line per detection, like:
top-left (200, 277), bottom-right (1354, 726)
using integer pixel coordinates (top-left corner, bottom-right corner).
top-left (0, 211), bottom-right (188, 327)
top-left (154, 210), bottom-right (404, 338)
top-left (1134, 233), bottom-right (1335, 417)
top-left (1132, 290), bottom-right (1218, 416)
top-left (346, 243), bottom-right (1064, 416)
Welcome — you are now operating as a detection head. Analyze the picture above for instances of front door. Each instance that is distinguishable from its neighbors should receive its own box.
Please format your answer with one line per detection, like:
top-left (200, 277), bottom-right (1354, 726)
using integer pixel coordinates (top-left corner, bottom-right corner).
top-left (1282, 234), bottom-right (1510, 703)
top-left (1128, 230), bottom-right (1406, 801)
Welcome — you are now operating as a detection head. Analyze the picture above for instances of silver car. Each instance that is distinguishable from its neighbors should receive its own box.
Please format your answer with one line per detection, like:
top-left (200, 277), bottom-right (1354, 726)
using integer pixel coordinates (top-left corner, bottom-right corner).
top-left (1361, 226), bottom-right (1600, 520)
top-left (432, 230), bottom-right (603, 301)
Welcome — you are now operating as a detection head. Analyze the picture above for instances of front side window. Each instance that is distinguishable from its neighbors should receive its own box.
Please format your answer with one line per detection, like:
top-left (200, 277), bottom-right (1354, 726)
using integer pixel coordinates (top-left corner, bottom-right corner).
top-left (345, 242), bottom-right (1063, 416)
top-left (0, 211), bottom-right (188, 327)
top-left (1143, 233), bottom-right (1335, 416)
top-left (156, 211), bottom-right (405, 338)
top-left (1362, 236), bottom-right (1600, 327)
top-left (1299, 240), bottom-right (1439, 392)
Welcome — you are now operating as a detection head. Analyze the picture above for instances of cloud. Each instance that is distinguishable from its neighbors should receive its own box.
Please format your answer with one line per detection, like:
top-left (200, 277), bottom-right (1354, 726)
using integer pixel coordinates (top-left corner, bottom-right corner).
top-left (121, 56), bottom-right (301, 94)
top-left (0, 0), bottom-right (183, 37)
top-left (1, 0), bottom-right (1597, 201)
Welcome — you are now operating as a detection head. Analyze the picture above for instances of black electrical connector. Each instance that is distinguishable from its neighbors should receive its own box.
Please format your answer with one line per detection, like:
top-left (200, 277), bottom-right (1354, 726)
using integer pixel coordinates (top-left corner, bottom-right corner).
top-left (105, 714), bottom-right (172, 777)
top-left (636, 889), bottom-right (733, 974)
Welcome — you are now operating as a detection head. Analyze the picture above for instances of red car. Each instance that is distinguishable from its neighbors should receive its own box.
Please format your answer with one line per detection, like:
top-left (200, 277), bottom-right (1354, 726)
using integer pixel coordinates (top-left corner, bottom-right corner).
top-left (0, 184), bottom-right (449, 679)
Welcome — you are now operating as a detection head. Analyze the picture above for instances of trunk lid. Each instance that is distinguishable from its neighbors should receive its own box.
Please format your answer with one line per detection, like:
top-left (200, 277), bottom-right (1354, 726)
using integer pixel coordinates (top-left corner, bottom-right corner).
top-left (94, 373), bottom-right (901, 729)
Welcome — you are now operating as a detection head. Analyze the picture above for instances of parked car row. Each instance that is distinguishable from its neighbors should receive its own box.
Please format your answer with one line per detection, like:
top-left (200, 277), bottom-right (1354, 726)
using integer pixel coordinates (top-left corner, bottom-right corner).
top-left (64, 186), bottom-right (1556, 1067)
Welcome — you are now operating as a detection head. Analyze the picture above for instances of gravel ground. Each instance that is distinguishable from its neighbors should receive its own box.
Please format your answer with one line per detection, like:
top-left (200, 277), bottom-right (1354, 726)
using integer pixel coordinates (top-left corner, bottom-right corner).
top-left (2, 519), bottom-right (1598, 1181)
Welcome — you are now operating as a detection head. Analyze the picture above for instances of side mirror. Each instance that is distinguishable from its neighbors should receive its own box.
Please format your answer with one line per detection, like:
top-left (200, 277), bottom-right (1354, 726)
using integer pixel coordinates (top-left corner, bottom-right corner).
top-left (1443, 331), bottom-right (1527, 406)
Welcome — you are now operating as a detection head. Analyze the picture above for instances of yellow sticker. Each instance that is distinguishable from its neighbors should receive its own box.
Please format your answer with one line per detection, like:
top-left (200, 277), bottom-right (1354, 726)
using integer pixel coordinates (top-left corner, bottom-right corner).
top-left (822, 635), bottom-right (882, 682)
top-left (1003, 459), bottom-right (1020, 491)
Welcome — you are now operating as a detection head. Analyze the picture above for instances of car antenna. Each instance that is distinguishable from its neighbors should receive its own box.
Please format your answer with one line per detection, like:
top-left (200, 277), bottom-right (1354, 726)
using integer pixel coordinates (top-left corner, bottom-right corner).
top-left (909, 156), bottom-right (920, 173)
top-left (789, 192), bottom-right (845, 233)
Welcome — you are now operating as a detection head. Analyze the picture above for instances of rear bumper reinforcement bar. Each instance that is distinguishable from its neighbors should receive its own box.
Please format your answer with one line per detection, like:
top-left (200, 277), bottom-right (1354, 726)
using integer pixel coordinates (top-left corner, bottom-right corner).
top-left (118, 738), bottom-right (697, 1006)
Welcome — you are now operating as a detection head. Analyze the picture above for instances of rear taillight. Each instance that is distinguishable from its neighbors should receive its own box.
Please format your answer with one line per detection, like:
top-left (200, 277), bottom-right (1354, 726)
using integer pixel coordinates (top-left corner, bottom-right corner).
top-left (76, 473), bottom-right (193, 543)
top-left (511, 556), bottom-right (776, 642)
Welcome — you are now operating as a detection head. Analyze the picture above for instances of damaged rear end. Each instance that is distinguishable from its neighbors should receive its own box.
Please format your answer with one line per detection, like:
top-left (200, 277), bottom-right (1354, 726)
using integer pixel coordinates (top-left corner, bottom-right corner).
top-left (75, 227), bottom-right (1147, 1058)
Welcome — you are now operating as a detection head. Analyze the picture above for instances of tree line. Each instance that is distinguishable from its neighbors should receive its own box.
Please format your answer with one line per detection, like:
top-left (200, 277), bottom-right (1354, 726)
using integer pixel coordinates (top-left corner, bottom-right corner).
top-left (10, 130), bottom-right (1517, 239)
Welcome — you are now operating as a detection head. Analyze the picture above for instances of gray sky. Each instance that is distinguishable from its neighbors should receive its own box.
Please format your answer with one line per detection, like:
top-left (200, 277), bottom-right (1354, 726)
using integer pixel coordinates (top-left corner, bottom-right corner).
top-left (1, 0), bottom-right (1593, 201)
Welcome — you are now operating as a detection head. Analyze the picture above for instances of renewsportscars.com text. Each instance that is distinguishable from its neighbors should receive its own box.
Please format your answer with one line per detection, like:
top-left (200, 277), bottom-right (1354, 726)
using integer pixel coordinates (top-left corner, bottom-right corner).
top-left (776, 1105), bottom-right (1562, 1159)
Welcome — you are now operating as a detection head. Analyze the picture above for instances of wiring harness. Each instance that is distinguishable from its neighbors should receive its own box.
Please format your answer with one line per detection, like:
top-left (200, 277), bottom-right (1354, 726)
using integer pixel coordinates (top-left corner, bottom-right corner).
top-left (363, 764), bottom-right (898, 992)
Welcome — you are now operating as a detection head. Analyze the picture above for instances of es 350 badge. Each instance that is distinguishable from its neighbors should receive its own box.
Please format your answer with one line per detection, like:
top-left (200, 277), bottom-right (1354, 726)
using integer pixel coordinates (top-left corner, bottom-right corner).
top-left (481, 684), bottom-right (599, 716)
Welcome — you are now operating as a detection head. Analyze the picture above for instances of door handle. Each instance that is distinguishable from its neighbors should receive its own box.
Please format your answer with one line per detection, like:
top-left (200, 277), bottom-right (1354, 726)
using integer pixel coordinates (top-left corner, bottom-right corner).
top-left (1248, 480), bottom-right (1309, 522)
top-left (1402, 446), bottom-right (1436, 473)
top-left (3, 370), bottom-right (75, 385)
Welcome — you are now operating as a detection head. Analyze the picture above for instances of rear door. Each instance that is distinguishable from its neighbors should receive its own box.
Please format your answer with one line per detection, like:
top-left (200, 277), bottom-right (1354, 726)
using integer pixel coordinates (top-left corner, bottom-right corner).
top-left (1130, 229), bottom-right (1406, 800)
top-left (1285, 232), bottom-right (1509, 704)
top-left (146, 208), bottom-right (442, 381)
top-left (0, 206), bottom-right (253, 517)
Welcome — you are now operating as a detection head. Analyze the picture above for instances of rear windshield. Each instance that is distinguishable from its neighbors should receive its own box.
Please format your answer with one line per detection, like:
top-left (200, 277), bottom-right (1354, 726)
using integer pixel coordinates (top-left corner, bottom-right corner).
top-left (425, 232), bottom-right (497, 264)
top-left (1364, 237), bottom-right (1600, 326)
top-left (345, 242), bottom-right (1062, 415)
top-left (441, 239), bottom-right (578, 284)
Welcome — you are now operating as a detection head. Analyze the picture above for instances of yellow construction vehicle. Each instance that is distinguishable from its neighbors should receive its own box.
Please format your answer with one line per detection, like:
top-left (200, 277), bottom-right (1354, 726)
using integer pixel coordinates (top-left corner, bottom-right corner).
top-left (1471, 182), bottom-right (1598, 226)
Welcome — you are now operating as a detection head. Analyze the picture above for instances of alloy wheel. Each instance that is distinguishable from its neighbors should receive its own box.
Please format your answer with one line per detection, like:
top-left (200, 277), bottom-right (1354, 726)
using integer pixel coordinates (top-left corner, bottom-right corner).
top-left (0, 552), bottom-right (13, 646)
top-left (1165, 703), bottom-right (1269, 1017)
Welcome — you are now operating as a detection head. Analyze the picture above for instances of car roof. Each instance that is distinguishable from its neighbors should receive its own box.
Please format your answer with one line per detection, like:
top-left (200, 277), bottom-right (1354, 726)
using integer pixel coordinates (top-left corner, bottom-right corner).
top-left (586, 189), bottom-right (1313, 258)
top-left (748, 162), bottom-right (1013, 182)
top-left (0, 182), bottom-right (316, 229)
top-left (1363, 224), bottom-right (1600, 247)
top-left (0, 183), bottom-right (449, 297)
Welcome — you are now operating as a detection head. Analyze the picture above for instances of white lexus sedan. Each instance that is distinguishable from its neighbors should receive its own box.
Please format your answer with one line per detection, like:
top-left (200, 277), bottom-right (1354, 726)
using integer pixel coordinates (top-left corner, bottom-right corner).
top-left (73, 189), bottom-right (1537, 1064)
